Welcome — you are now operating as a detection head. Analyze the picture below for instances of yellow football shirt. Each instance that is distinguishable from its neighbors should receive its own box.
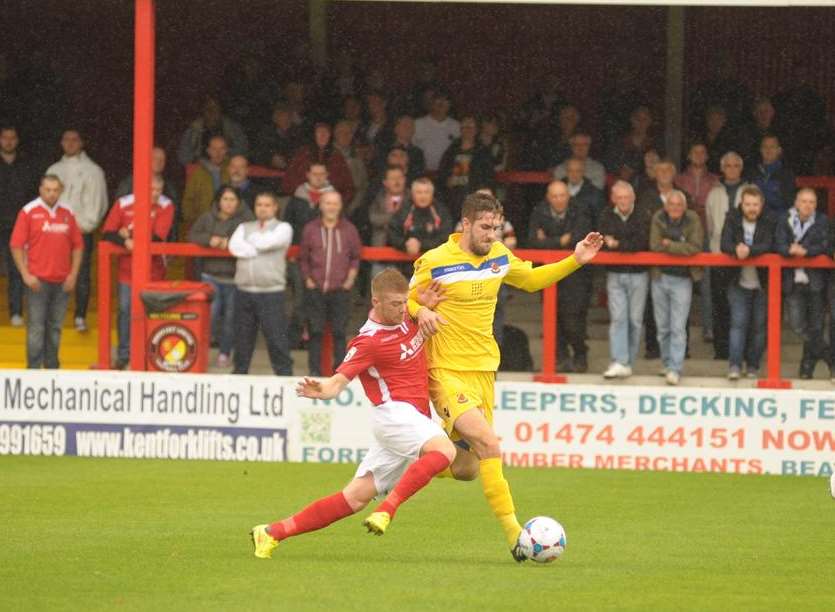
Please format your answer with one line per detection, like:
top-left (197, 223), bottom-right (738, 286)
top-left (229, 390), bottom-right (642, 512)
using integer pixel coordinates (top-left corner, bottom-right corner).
top-left (408, 233), bottom-right (582, 372)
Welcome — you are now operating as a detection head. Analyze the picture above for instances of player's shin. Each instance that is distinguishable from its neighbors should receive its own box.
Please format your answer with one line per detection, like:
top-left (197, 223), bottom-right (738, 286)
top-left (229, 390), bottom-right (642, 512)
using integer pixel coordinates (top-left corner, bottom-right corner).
top-left (479, 457), bottom-right (522, 547)
top-left (268, 492), bottom-right (354, 540)
top-left (376, 450), bottom-right (450, 519)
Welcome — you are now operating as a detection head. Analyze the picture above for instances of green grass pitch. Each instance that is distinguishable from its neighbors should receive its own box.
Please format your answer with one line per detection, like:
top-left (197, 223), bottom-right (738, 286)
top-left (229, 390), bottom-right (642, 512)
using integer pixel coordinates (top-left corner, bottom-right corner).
top-left (1, 456), bottom-right (833, 611)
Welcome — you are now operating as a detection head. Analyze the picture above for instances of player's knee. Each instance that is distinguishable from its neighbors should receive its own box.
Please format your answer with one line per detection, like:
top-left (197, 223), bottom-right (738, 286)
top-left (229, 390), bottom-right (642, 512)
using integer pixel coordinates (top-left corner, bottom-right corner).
top-left (342, 477), bottom-right (376, 512)
top-left (423, 436), bottom-right (457, 464)
top-left (342, 490), bottom-right (371, 512)
top-left (469, 432), bottom-right (501, 459)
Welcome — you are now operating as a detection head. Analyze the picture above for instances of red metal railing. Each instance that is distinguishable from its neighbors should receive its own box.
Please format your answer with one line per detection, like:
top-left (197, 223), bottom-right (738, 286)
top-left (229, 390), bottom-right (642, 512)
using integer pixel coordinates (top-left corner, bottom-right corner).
top-left (97, 241), bottom-right (835, 389)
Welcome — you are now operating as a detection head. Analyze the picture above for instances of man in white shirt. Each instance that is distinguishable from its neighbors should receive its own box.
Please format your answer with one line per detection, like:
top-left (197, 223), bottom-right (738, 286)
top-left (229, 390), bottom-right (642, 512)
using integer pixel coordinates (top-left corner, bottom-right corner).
top-left (46, 129), bottom-right (108, 332)
top-left (413, 91), bottom-right (460, 172)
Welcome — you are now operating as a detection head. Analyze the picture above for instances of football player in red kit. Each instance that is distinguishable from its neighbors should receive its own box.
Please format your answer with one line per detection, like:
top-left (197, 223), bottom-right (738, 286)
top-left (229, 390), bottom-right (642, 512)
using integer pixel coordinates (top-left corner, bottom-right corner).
top-left (250, 268), bottom-right (454, 559)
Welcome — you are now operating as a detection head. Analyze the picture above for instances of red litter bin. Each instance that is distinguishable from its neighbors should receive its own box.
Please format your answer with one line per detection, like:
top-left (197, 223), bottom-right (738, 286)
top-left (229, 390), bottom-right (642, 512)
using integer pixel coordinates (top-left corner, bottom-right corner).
top-left (140, 281), bottom-right (214, 373)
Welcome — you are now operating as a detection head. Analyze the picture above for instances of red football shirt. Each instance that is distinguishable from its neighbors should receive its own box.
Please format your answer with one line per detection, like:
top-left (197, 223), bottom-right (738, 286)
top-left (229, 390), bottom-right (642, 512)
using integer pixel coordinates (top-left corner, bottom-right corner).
top-left (336, 317), bottom-right (430, 416)
top-left (9, 198), bottom-right (83, 283)
top-left (101, 194), bottom-right (175, 283)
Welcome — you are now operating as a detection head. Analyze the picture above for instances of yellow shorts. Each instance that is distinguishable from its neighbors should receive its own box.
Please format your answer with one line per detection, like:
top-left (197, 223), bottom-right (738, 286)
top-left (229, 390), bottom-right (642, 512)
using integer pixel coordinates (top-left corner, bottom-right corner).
top-left (428, 368), bottom-right (496, 437)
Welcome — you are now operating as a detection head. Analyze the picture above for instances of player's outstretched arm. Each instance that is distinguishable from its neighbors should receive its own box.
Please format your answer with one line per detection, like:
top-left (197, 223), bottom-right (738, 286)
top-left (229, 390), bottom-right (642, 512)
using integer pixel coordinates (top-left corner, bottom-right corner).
top-left (504, 232), bottom-right (604, 293)
top-left (574, 232), bottom-right (604, 265)
top-left (296, 374), bottom-right (350, 400)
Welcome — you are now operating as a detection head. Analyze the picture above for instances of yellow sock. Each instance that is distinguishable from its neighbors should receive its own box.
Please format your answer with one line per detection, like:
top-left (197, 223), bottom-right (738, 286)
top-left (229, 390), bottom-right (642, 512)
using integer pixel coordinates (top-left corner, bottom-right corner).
top-left (479, 457), bottom-right (522, 547)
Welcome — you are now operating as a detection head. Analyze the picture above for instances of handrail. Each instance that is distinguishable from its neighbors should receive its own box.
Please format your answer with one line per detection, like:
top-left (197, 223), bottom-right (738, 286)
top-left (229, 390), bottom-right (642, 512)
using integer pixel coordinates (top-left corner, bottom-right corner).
top-left (97, 241), bottom-right (835, 389)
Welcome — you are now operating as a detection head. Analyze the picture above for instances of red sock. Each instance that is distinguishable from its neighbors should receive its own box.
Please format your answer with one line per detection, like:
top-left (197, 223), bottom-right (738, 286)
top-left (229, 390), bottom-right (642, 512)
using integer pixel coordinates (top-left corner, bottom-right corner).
top-left (268, 492), bottom-right (354, 541)
top-left (376, 451), bottom-right (450, 519)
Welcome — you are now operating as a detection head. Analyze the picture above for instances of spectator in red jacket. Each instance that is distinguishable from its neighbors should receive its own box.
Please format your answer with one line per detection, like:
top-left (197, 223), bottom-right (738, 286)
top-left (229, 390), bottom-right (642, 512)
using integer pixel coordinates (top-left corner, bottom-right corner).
top-left (298, 190), bottom-right (361, 375)
top-left (101, 176), bottom-right (175, 368)
top-left (9, 174), bottom-right (83, 368)
top-left (283, 123), bottom-right (354, 202)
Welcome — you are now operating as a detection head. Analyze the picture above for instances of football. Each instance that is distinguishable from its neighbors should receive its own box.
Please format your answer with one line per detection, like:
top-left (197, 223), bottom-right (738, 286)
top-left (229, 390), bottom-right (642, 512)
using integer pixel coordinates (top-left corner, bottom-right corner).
top-left (517, 516), bottom-right (567, 563)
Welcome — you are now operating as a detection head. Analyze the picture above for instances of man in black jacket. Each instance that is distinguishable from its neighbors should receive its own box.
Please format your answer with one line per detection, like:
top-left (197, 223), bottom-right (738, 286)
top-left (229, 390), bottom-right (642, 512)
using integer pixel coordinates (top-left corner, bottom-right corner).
top-left (0, 126), bottom-right (35, 326)
top-left (599, 181), bottom-right (650, 378)
top-left (387, 178), bottom-right (452, 264)
top-left (720, 185), bottom-right (774, 379)
top-left (527, 180), bottom-right (593, 372)
top-left (562, 157), bottom-right (605, 229)
top-left (775, 188), bottom-right (830, 379)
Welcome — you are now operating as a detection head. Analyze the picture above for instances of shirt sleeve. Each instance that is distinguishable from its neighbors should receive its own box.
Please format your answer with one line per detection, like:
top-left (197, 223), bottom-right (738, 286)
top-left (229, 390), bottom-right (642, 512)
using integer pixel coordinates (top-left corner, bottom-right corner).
top-left (249, 222), bottom-right (292, 252)
top-left (9, 209), bottom-right (29, 249)
top-left (228, 224), bottom-right (257, 258)
top-left (101, 202), bottom-right (122, 234)
top-left (335, 335), bottom-right (376, 380)
top-left (407, 254), bottom-right (434, 318)
top-left (503, 248), bottom-right (581, 292)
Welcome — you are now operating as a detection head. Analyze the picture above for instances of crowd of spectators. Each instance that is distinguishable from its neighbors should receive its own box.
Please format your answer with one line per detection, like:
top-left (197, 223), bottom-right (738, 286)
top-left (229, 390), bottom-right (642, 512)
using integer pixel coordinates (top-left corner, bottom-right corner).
top-left (2, 53), bottom-right (835, 384)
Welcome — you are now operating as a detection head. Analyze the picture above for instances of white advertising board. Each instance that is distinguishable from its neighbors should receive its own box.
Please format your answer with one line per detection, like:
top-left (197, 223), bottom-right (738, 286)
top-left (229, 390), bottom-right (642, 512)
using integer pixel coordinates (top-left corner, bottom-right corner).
top-left (1, 370), bottom-right (833, 477)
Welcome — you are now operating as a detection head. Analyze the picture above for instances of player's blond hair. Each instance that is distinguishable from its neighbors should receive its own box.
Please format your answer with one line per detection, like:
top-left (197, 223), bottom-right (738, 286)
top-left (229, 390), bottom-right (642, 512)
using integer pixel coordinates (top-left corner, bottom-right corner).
top-left (371, 268), bottom-right (409, 297)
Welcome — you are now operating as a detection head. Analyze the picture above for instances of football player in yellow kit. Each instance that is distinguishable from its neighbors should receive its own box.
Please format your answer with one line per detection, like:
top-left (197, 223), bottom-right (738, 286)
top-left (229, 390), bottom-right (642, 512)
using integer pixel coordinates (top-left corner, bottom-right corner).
top-left (408, 190), bottom-right (602, 561)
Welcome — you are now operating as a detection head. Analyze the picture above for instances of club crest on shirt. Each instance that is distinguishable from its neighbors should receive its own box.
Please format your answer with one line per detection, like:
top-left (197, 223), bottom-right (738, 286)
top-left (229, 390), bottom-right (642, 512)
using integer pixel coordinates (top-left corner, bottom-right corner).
top-left (490, 262), bottom-right (501, 273)
top-left (457, 393), bottom-right (468, 404)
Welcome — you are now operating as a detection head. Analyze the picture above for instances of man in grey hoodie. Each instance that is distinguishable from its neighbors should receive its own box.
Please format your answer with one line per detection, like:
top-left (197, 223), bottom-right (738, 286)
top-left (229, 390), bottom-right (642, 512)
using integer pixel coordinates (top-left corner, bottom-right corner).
top-left (188, 185), bottom-right (254, 367)
top-left (228, 191), bottom-right (293, 375)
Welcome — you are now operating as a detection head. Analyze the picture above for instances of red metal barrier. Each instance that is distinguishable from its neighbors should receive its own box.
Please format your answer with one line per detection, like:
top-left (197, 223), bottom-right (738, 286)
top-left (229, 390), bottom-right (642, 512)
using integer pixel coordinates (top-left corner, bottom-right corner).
top-left (97, 241), bottom-right (835, 389)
